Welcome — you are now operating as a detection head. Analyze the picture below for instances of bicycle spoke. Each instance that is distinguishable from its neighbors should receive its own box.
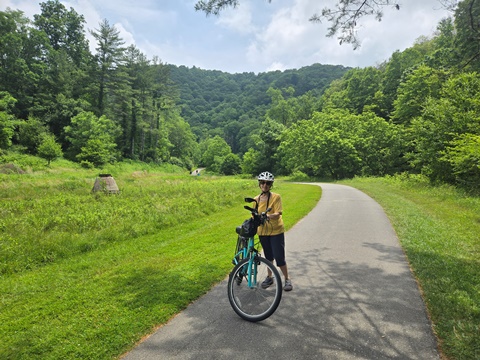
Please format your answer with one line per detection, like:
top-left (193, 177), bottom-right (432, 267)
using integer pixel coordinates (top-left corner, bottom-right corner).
top-left (228, 257), bottom-right (282, 322)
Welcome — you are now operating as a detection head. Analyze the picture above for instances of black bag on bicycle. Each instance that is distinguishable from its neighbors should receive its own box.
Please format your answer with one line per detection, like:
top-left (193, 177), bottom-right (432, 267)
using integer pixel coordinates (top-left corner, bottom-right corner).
top-left (236, 218), bottom-right (257, 237)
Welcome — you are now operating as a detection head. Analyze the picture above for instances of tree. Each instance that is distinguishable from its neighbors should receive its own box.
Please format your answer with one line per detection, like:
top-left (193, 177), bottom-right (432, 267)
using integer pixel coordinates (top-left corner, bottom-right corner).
top-left (392, 65), bottom-right (447, 124)
top-left (318, 78), bottom-right (350, 111)
top-left (379, 51), bottom-right (404, 117)
top-left (344, 67), bottom-right (382, 114)
top-left (266, 87), bottom-right (294, 126)
top-left (410, 72), bottom-right (480, 183)
top-left (33, 0), bottom-right (91, 134)
top-left (0, 9), bottom-right (50, 119)
top-left (0, 92), bottom-right (17, 149)
top-left (90, 19), bottom-right (126, 115)
top-left (258, 118), bottom-right (285, 173)
top-left (33, 0), bottom-right (89, 65)
top-left (37, 133), bottom-right (63, 165)
top-left (200, 135), bottom-right (232, 172)
top-left (241, 147), bottom-right (262, 176)
top-left (277, 108), bottom-right (404, 179)
top-left (454, 0), bottom-right (480, 71)
top-left (355, 111), bottom-right (405, 175)
top-left (165, 110), bottom-right (198, 168)
top-left (220, 153), bottom-right (242, 175)
top-left (310, 0), bottom-right (401, 49)
top-left (426, 17), bottom-right (458, 70)
top-left (277, 115), bottom-right (362, 179)
top-left (16, 116), bottom-right (48, 154)
top-left (64, 111), bottom-right (120, 164)
top-left (76, 138), bottom-right (114, 168)
top-left (442, 133), bottom-right (480, 192)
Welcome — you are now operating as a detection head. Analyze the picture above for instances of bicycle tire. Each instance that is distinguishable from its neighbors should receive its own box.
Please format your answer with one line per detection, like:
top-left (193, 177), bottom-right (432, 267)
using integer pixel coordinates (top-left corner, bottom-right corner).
top-left (227, 256), bottom-right (282, 322)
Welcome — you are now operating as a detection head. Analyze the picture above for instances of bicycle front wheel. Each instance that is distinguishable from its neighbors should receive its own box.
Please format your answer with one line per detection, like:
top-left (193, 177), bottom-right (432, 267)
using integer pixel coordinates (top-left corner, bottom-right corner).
top-left (227, 256), bottom-right (282, 322)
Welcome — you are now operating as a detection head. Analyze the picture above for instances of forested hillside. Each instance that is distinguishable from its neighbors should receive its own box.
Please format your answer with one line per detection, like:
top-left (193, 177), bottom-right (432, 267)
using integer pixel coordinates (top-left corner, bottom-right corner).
top-left (1, 0), bottom-right (479, 193)
top-left (168, 63), bottom-right (349, 153)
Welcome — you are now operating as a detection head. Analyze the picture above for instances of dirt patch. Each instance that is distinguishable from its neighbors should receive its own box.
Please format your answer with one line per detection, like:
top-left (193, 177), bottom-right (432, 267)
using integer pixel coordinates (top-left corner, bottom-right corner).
top-left (0, 163), bottom-right (26, 174)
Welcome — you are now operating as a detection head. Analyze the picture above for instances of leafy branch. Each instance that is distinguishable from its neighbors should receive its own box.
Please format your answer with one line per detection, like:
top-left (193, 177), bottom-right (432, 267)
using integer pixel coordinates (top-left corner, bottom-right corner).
top-left (194, 0), bottom-right (400, 48)
top-left (309, 0), bottom-right (400, 49)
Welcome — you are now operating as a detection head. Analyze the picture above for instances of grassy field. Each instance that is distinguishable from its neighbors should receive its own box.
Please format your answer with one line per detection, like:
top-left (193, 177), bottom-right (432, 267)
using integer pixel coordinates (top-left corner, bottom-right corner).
top-left (339, 175), bottom-right (479, 360)
top-left (2, 154), bottom-right (478, 359)
top-left (0, 156), bottom-right (322, 359)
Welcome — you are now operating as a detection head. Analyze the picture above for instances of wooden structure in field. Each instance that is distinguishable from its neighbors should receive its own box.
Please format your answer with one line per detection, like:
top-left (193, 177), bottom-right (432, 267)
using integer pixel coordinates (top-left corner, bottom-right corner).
top-left (92, 174), bottom-right (120, 194)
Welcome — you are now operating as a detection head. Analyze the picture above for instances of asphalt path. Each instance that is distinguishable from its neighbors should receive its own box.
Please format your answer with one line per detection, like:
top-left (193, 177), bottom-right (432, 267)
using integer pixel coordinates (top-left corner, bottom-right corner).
top-left (122, 183), bottom-right (439, 360)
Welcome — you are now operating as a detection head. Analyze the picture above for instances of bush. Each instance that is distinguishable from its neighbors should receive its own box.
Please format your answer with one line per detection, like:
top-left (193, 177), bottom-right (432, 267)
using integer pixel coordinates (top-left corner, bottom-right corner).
top-left (37, 134), bottom-right (63, 165)
top-left (443, 134), bottom-right (480, 193)
top-left (290, 170), bottom-right (309, 181)
top-left (76, 138), bottom-right (116, 168)
top-left (220, 153), bottom-right (241, 175)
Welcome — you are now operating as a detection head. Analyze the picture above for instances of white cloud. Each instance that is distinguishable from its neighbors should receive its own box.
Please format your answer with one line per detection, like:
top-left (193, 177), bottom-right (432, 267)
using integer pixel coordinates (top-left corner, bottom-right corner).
top-left (267, 61), bottom-right (287, 72)
top-left (114, 22), bottom-right (135, 47)
top-left (244, 0), bottom-right (451, 71)
top-left (246, 0), bottom-right (335, 70)
top-left (215, 1), bottom-right (256, 35)
top-left (2, 0), bottom-right (40, 18)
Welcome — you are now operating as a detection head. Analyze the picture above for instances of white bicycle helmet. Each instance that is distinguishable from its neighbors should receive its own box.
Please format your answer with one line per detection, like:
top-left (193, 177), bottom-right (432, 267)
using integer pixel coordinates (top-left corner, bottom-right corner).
top-left (257, 171), bottom-right (274, 182)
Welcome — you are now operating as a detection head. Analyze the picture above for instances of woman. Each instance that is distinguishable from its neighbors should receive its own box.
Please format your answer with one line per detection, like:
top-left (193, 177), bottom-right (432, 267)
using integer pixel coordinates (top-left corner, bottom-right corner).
top-left (255, 171), bottom-right (293, 292)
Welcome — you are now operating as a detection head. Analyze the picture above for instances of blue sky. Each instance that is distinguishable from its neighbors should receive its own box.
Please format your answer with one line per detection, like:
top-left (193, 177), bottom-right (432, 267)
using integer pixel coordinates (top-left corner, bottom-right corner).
top-left (2, 0), bottom-right (454, 74)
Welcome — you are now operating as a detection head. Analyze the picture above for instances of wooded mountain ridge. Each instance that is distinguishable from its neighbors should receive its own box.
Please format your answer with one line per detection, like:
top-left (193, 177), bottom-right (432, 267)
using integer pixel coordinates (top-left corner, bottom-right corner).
top-left (167, 63), bottom-right (350, 151)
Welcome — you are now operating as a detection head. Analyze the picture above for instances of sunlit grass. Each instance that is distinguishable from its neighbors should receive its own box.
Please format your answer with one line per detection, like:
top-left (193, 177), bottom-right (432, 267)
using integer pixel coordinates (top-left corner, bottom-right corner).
top-left (0, 157), bottom-right (321, 359)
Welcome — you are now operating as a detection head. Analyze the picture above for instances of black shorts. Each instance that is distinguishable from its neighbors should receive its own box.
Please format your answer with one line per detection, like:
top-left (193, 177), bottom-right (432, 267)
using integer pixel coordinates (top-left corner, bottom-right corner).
top-left (259, 233), bottom-right (286, 267)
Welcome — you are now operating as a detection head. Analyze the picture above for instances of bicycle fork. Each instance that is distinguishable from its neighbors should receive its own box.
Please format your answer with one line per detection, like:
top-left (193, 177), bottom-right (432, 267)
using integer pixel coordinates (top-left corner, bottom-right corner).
top-left (246, 257), bottom-right (258, 288)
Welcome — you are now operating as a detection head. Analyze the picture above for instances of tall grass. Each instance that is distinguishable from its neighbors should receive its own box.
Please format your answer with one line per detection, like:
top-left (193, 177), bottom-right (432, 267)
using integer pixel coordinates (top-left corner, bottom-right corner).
top-left (0, 160), bottom-right (251, 274)
top-left (340, 174), bottom-right (480, 360)
top-left (0, 156), bottom-right (322, 359)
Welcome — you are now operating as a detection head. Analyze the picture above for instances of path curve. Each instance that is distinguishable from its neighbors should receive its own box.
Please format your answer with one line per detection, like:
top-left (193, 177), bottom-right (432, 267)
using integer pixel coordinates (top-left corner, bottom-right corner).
top-left (122, 183), bottom-right (439, 360)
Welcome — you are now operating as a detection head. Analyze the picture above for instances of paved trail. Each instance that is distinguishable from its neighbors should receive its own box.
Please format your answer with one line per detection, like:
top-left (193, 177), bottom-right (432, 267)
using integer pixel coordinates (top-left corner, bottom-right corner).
top-left (122, 183), bottom-right (439, 360)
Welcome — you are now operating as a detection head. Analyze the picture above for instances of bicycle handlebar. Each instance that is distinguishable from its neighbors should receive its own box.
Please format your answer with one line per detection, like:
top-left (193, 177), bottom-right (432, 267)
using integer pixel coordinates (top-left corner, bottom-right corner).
top-left (244, 198), bottom-right (271, 225)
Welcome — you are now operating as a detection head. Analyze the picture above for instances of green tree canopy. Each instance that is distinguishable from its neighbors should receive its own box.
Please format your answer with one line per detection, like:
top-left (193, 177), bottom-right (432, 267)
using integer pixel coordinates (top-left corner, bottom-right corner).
top-left (220, 153), bottom-right (242, 175)
top-left (200, 135), bottom-right (232, 172)
top-left (410, 72), bottom-right (480, 183)
top-left (392, 65), bottom-right (447, 124)
top-left (90, 18), bottom-right (126, 115)
top-left (64, 111), bottom-right (120, 165)
top-left (0, 92), bottom-right (17, 149)
top-left (455, 0), bottom-right (480, 71)
top-left (37, 133), bottom-right (63, 165)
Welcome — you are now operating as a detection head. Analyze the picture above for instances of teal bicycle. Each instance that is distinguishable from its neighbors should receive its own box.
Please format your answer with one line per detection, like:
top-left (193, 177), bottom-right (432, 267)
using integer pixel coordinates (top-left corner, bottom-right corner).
top-left (227, 197), bottom-right (282, 322)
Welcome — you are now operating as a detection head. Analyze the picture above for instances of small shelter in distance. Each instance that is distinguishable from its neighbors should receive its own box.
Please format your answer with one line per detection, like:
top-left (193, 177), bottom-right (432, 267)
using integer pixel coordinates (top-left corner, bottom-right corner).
top-left (92, 174), bottom-right (120, 194)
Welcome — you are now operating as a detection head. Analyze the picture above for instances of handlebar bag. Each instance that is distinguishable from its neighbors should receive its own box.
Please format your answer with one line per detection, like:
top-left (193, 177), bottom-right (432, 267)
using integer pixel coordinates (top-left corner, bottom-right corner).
top-left (236, 218), bottom-right (257, 237)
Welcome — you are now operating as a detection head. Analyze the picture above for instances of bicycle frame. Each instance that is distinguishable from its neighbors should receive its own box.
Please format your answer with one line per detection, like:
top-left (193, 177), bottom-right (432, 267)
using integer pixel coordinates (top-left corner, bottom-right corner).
top-left (233, 236), bottom-right (259, 287)
top-left (232, 197), bottom-right (273, 287)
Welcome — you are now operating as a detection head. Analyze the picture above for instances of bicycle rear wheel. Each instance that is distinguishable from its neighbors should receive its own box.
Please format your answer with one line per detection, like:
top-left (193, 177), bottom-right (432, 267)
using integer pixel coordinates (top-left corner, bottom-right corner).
top-left (227, 256), bottom-right (282, 322)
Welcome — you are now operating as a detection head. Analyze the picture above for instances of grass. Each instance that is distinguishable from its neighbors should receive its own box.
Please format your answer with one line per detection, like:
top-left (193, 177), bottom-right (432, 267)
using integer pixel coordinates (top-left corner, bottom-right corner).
top-left (0, 155), bottom-right (322, 359)
top-left (3, 153), bottom-right (478, 359)
top-left (339, 174), bottom-right (480, 360)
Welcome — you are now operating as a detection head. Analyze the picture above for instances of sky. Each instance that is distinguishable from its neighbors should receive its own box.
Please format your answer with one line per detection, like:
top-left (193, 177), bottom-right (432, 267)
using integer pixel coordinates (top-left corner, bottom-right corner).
top-left (1, 0), bottom-right (455, 74)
